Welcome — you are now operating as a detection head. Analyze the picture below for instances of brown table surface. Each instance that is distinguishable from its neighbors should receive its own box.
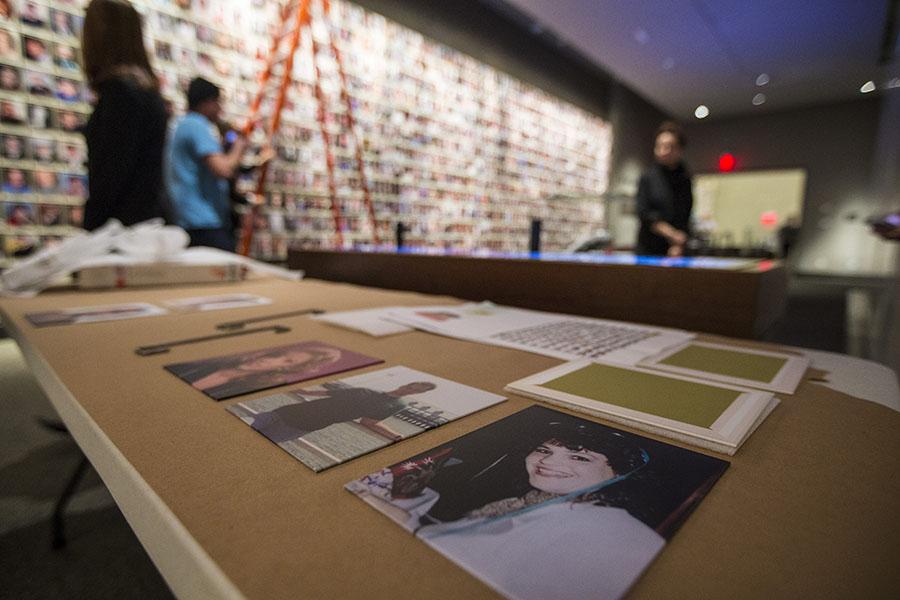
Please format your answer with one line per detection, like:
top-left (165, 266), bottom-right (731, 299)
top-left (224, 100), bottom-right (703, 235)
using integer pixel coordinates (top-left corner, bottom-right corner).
top-left (1, 278), bottom-right (898, 599)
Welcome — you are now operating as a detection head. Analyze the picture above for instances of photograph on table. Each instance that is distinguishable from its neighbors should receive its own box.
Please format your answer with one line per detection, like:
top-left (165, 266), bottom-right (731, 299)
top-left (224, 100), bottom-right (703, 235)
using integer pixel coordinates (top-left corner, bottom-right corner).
top-left (0, 64), bottom-right (20, 90)
top-left (229, 366), bottom-right (506, 472)
top-left (165, 341), bottom-right (383, 401)
top-left (27, 104), bottom-right (52, 129)
top-left (25, 302), bottom-right (168, 328)
top-left (161, 293), bottom-right (272, 313)
top-left (2, 133), bottom-right (25, 159)
top-left (347, 405), bottom-right (729, 600)
top-left (0, 98), bottom-right (26, 124)
top-left (5, 201), bottom-right (34, 224)
top-left (3, 168), bottom-right (31, 193)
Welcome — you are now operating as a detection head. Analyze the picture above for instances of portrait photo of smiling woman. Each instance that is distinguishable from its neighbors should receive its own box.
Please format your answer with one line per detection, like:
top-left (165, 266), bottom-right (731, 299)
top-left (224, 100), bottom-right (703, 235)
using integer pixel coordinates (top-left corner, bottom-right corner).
top-left (349, 406), bottom-right (729, 600)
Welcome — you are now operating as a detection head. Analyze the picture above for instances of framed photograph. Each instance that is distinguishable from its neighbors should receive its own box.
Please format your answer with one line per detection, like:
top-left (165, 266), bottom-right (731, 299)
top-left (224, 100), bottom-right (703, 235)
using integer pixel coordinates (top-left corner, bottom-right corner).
top-left (0, 28), bottom-right (17, 59)
top-left (68, 203), bottom-right (83, 227)
top-left (6, 201), bottom-right (35, 224)
top-left (22, 35), bottom-right (50, 64)
top-left (27, 103), bottom-right (52, 128)
top-left (50, 9), bottom-right (76, 37)
top-left (61, 173), bottom-right (86, 198)
top-left (19, 2), bottom-right (48, 28)
top-left (3, 234), bottom-right (39, 257)
top-left (347, 405), bottom-right (729, 600)
top-left (38, 202), bottom-right (64, 225)
top-left (56, 140), bottom-right (84, 168)
top-left (0, 63), bottom-right (20, 90)
top-left (2, 134), bottom-right (25, 159)
top-left (165, 341), bottom-right (384, 401)
top-left (0, 0), bottom-right (14, 22)
top-left (32, 168), bottom-right (58, 193)
top-left (56, 109), bottom-right (83, 132)
top-left (2, 168), bottom-right (31, 193)
top-left (28, 137), bottom-right (55, 161)
top-left (229, 366), bottom-right (506, 472)
top-left (55, 77), bottom-right (80, 102)
top-left (25, 70), bottom-right (53, 96)
top-left (53, 43), bottom-right (78, 70)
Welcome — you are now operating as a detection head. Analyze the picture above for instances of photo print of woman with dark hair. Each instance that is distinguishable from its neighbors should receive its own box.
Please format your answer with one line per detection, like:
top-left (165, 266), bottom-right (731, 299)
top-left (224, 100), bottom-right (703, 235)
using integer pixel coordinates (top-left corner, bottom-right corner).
top-left (348, 405), bottom-right (729, 600)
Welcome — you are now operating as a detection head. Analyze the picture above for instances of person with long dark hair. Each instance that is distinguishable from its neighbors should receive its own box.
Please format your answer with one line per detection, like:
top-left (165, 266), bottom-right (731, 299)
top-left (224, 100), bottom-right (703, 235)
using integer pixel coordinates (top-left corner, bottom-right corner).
top-left (351, 418), bottom-right (665, 600)
top-left (81, 0), bottom-right (169, 230)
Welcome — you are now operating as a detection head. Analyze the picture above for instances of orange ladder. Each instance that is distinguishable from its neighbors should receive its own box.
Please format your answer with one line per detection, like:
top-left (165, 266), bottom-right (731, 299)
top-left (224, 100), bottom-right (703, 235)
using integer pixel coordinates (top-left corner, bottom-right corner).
top-left (237, 0), bottom-right (380, 256)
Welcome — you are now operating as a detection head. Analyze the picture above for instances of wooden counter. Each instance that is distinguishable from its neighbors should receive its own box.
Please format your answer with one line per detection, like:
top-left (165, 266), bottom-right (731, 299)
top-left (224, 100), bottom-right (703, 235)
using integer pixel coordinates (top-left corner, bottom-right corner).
top-left (0, 278), bottom-right (897, 599)
top-left (288, 249), bottom-right (787, 339)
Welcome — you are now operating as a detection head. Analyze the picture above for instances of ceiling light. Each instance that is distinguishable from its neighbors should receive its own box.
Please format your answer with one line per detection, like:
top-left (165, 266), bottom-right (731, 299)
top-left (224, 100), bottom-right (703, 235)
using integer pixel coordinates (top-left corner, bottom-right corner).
top-left (633, 28), bottom-right (649, 44)
top-left (694, 105), bottom-right (709, 119)
top-left (860, 81), bottom-right (876, 93)
top-left (752, 93), bottom-right (766, 106)
top-left (755, 73), bottom-right (770, 86)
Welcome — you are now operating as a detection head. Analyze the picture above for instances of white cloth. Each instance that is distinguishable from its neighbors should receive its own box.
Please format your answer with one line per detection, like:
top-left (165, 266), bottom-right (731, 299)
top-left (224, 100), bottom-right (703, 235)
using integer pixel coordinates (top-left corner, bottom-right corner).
top-left (416, 501), bottom-right (665, 600)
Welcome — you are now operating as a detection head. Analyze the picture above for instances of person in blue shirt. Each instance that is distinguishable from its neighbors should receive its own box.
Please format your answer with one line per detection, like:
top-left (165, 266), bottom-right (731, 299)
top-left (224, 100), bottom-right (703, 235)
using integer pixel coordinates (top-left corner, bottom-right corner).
top-left (166, 77), bottom-right (249, 251)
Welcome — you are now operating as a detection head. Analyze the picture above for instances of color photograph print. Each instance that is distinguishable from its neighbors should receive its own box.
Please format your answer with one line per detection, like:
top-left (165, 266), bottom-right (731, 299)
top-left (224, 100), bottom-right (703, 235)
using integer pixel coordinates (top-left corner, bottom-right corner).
top-left (347, 405), bottom-right (729, 600)
top-left (162, 293), bottom-right (272, 312)
top-left (228, 366), bottom-right (505, 472)
top-left (165, 341), bottom-right (383, 401)
top-left (25, 302), bottom-right (167, 328)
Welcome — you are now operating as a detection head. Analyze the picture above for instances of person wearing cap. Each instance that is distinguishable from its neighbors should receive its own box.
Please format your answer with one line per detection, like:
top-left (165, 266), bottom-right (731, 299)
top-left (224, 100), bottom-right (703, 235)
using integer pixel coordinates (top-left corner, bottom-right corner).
top-left (166, 77), bottom-right (249, 250)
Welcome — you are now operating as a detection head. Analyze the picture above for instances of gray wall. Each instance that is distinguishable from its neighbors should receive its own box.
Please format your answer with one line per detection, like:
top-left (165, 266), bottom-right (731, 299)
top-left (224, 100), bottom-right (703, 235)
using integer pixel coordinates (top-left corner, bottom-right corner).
top-left (684, 96), bottom-right (898, 276)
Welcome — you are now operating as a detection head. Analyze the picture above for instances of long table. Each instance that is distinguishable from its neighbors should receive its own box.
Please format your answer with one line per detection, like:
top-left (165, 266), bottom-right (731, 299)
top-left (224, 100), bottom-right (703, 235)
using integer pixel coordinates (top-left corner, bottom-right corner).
top-left (288, 249), bottom-right (787, 339)
top-left (1, 278), bottom-right (897, 599)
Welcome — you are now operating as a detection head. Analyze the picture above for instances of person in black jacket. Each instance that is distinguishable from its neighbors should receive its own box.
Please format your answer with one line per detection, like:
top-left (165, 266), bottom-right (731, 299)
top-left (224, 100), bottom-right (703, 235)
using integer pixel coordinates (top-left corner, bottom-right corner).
top-left (635, 122), bottom-right (693, 256)
top-left (80, 0), bottom-right (169, 230)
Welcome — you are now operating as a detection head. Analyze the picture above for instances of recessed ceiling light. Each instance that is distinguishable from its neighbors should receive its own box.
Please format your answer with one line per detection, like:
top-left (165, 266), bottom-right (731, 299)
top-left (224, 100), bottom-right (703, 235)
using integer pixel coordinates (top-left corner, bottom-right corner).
top-left (633, 28), bottom-right (649, 44)
top-left (860, 81), bottom-right (876, 93)
top-left (752, 93), bottom-right (766, 106)
top-left (662, 57), bottom-right (675, 70)
top-left (755, 73), bottom-right (770, 86)
top-left (694, 105), bottom-right (710, 119)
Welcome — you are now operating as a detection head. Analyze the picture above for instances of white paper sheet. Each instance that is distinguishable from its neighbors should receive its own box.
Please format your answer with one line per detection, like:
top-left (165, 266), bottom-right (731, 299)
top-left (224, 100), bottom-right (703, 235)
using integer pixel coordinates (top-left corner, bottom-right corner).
top-left (313, 308), bottom-right (414, 337)
top-left (386, 302), bottom-right (694, 365)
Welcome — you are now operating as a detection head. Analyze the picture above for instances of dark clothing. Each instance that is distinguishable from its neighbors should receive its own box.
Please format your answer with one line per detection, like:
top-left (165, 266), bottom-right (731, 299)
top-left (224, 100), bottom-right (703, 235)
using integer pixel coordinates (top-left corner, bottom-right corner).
top-left (83, 77), bottom-right (170, 230)
top-left (186, 227), bottom-right (235, 252)
top-left (252, 382), bottom-right (404, 443)
top-left (635, 163), bottom-right (693, 255)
